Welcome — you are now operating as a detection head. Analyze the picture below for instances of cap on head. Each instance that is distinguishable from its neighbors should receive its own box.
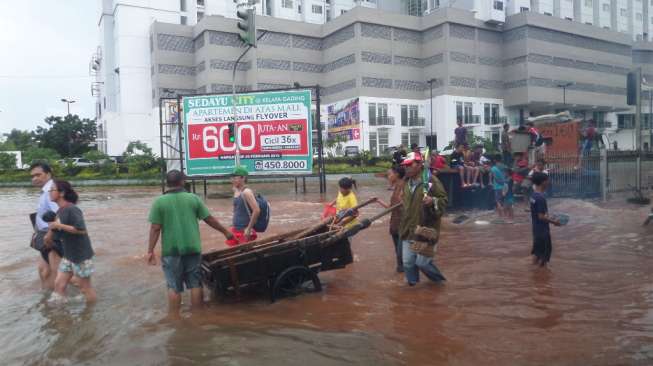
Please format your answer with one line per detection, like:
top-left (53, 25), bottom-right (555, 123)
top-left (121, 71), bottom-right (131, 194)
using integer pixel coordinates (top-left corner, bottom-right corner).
top-left (400, 152), bottom-right (423, 166)
top-left (232, 166), bottom-right (249, 177)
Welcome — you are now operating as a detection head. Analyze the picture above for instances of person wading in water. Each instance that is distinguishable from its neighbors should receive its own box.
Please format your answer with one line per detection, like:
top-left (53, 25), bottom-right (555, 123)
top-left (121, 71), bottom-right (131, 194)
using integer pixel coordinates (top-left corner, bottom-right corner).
top-left (226, 166), bottom-right (261, 246)
top-left (147, 170), bottom-right (233, 315)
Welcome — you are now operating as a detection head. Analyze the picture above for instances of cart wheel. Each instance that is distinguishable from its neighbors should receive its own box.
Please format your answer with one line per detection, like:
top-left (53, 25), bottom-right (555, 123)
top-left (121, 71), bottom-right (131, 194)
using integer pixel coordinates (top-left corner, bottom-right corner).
top-left (271, 266), bottom-right (321, 302)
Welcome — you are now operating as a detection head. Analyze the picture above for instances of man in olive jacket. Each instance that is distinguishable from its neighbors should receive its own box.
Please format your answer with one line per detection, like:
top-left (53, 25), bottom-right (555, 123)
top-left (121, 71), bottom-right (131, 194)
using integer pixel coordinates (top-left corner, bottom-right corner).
top-left (399, 152), bottom-right (448, 285)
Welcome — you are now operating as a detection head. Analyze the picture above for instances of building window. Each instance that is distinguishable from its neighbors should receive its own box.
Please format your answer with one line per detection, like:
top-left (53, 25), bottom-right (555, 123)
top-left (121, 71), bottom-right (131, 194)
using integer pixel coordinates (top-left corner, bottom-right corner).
top-left (544, 12), bottom-right (552, 16)
top-left (298, 4), bottom-right (302, 13)
top-left (491, 104), bottom-right (499, 125)
top-left (369, 132), bottom-right (378, 156)
top-left (312, 5), bottom-right (323, 13)
top-left (483, 104), bottom-right (500, 125)
top-left (584, 0), bottom-right (592, 6)
top-left (493, 1), bottom-right (503, 11)
top-left (520, 7), bottom-right (529, 12)
top-left (369, 103), bottom-right (376, 126)
top-left (457, 102), bottom-right (475, 125)
top-left (401, 105), bottom-right (408, 126)
top-left (484, 104), bottom-right (491, 125)
top-left (341, 9), bottom-right (347, 15)
top-left (617, 114), bottom-right (634, 129)
top-left (197, 0), bottom-right (205, 5)
top-left (326, 11), bottom-right (331, 21)
top-left (282, 0), bottom-right (293, 9)
top-left (602, 3), bottom-right (610, 11)
top-left (180, 0), bottom-right (187, 12)
top-left (410, 131), bottom-right (420, 146)
top-left (197, 12), bottom-right (204, 21)
top-left (620, 8), bottom-right (627, 17)
top-left (181, 15), bottom-right (188, 25)
top-left (378, 130), bottom-right (389, 155)
top-left (378, 103), bottom-right (389, 124)
top-left (430, 0), bottom-right (440, 9)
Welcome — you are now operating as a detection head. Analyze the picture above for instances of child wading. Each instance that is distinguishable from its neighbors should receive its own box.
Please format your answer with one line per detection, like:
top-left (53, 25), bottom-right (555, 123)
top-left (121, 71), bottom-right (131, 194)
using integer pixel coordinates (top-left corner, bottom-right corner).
top-left (46, 180), bottom-right (97, 303)
top-left (529, 172), bottom-right (561, 267)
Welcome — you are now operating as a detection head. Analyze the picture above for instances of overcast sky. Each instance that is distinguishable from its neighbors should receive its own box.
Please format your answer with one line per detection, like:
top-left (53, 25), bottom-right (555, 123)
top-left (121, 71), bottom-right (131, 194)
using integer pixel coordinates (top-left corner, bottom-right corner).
top-left (0, 0), bottom-right (97, 135)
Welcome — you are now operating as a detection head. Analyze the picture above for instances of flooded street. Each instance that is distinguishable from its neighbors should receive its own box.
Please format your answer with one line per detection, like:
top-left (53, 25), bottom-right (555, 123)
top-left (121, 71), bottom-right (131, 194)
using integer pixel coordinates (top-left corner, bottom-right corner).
top-left (1, 179), bottom-right (652, 365)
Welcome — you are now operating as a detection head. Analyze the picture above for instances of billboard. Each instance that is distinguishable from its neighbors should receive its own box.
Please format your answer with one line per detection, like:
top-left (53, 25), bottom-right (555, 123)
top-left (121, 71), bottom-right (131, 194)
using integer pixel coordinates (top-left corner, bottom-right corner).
top-left (327, 98), bottom-right (360, 141)
top-left (182, 90), bottom-right (312, 176)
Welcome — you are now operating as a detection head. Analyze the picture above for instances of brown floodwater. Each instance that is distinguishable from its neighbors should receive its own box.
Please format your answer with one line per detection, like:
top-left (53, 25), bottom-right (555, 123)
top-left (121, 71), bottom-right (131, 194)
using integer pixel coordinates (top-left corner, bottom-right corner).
top-left (1, 179), bottom-right (652, 365)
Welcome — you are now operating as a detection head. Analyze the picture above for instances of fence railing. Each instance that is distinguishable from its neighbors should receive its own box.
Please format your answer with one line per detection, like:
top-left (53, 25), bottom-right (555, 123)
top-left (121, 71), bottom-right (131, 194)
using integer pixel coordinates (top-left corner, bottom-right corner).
top-left (540, 150), bottom-right (653, 199)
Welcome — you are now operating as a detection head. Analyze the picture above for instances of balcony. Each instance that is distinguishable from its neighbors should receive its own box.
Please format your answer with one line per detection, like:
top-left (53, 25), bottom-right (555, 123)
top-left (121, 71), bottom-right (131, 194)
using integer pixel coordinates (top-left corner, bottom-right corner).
top-left (463, 115), bottom-right (481, 125)
top-left (407, 117), bottom-right (425, 127)
top-left (370, 116), bottom-right (395, 126)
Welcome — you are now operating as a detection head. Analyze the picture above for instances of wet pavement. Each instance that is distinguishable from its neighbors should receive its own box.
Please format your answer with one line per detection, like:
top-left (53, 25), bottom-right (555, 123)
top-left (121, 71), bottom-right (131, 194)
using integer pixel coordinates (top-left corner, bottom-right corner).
top-left (0, 180), bottom-right (652, 365)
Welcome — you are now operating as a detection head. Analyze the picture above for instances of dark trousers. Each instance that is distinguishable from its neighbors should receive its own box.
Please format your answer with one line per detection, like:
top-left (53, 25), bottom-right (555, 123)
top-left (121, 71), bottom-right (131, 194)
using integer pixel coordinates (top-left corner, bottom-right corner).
top-left (391, 233), bottom-right (403, 271)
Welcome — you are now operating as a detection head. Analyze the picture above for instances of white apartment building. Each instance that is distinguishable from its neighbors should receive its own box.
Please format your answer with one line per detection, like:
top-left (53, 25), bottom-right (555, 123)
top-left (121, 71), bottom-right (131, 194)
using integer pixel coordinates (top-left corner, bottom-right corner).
top-left (94, 0), bottom-right (653, 156)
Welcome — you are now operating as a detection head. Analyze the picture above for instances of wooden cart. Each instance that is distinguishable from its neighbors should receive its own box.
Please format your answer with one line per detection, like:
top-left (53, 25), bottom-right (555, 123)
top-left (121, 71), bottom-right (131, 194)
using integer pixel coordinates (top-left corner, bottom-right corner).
top-left (200, 204), bottom-right (396, 302)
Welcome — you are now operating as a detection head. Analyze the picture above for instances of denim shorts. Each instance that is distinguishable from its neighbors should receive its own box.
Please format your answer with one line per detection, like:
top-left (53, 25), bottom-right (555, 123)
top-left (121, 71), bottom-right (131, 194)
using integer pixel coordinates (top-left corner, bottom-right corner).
top-left (59, 257), bottom-right (95, 278)
top-left (161, 254), bottom-right (203, 293)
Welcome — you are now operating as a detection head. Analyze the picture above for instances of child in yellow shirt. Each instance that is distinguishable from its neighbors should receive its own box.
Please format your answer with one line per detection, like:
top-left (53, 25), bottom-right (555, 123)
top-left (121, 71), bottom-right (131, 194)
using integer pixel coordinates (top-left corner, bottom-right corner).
top-left (329, 177), bottom-right (359, 228)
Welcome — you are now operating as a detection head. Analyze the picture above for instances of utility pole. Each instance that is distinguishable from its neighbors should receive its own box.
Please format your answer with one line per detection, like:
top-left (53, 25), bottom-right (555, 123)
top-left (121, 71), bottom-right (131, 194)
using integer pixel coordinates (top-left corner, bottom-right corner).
top-left (635, 68), bottom-right (642, 193)
top-left (557, 82), bottom-right (573, 107)
top-left (427, 78), bottom-right (436, 149)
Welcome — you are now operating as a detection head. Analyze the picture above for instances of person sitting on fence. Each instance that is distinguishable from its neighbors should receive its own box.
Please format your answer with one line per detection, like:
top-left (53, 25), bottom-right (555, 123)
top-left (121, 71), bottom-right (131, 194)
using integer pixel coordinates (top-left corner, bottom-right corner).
top-left (464, 144), bottom-right (482, 188)
top-left (501, 123), bottom-right (513, 167)
top-left (580, 120), bottom-right (596, 155)
top-left (450, 144), bottom-right (468, 188)
top-left (429, 150), bottom-right (448, 174)
top-left (526, 122), bottom-right (546, 155)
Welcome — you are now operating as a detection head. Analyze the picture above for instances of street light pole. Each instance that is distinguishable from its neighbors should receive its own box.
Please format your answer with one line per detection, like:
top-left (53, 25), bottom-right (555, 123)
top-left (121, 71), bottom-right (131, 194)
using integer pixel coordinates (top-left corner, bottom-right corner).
top-left (60, 98), bottom-right (76, 115)
top-left (556, 82), bottom-right (573, 107)
top-left (427, 78), bottom-right (435, 149)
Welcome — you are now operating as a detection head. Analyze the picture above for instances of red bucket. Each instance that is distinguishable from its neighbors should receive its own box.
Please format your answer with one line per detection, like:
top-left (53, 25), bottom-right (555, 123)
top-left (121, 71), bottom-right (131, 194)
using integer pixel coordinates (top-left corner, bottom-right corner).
top-left (321, 204), bottom-right (337, 220)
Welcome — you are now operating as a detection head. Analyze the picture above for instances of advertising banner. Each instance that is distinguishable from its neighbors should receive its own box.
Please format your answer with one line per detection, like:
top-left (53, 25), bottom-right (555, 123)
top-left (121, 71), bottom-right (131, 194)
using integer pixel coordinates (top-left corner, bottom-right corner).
top-left (327, 98), bottom-right (360, 141)
top-left (182, 90), bottom-right (312, 176)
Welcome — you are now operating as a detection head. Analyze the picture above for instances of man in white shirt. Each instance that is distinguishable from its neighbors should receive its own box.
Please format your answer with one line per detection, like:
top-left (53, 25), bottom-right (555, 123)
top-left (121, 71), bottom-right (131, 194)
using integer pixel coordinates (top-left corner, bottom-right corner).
top-left (29, 162), bottom-right (62, 289)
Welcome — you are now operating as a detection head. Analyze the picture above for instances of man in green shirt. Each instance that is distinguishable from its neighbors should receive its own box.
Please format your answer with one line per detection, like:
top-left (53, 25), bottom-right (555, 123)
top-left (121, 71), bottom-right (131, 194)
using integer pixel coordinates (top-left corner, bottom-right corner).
top-left (147, 170), bottom-right (233, 314)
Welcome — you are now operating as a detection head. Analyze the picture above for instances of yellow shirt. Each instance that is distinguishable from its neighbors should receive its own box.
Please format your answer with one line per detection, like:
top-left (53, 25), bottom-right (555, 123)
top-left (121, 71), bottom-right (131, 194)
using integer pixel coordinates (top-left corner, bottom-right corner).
top-left (335, 191), bottom-right (358, 227)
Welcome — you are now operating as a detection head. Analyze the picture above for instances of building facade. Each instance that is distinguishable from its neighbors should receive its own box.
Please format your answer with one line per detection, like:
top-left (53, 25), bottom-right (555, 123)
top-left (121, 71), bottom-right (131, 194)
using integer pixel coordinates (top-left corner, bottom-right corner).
top-left (95, 0), bottom-right (653, 156)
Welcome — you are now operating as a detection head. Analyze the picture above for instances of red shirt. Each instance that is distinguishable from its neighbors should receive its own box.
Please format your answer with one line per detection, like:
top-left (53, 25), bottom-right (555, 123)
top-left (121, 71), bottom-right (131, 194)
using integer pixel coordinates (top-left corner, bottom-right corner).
top-left (430, 155), bottom-right (447, 170)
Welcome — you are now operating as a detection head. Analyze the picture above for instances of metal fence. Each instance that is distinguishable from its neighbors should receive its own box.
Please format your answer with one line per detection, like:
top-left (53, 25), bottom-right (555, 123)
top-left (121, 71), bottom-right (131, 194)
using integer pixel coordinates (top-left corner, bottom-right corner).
top-left (543, 151), bottom-right (601, 198)
top-left (541, 150), bottom-right (653, 199)
top-left (605, 151), bottom-right (653, 194)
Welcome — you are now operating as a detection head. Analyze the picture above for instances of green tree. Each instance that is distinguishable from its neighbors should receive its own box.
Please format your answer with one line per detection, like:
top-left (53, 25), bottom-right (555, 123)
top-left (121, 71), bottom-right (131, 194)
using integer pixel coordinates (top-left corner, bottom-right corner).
top-left (1, 129), bottom-right (36, 151)
top-left (34, 115), bottom-right (96, 157)
top-left (23, 147), bottom-right (61, 164)
top-left (123, 140), bottom-right (157, 174)
top-left (83, 149), bottom-right (116, 175)
top-left (447, 134), bottom-right (498, 154)
top-left (0, 152), bottom-right (17, 170)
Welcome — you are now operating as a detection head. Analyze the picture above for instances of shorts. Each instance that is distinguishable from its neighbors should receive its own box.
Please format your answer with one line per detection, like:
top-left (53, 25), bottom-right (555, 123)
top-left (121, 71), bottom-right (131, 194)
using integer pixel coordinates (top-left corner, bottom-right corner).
top-left (494, 189), bottom-right (505, 205)
top-left (451, 162), bottom-right (464, 169)
top-left (59, 257), bottom-right (95, 278)
top-left (225, 227), bottom-right (258, 247)
top-left (32, 231), bottom-right (64, 264)
top-left (531, 235), bottom-right (553, 264)
top-left (161, 254), bottom-right (202, 293)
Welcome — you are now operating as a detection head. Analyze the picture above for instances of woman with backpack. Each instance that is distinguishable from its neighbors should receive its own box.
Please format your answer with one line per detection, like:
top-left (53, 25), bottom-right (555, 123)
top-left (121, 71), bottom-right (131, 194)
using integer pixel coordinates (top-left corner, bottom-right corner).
top-left (227, 166), bottom-right (265, 246)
